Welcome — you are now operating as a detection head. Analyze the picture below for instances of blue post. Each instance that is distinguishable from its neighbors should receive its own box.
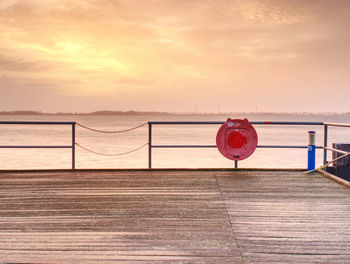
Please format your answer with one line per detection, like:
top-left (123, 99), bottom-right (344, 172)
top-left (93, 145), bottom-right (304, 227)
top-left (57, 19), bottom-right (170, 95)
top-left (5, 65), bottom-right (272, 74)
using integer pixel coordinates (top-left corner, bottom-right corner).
top-left (308, 131), bottom-right (316, 171)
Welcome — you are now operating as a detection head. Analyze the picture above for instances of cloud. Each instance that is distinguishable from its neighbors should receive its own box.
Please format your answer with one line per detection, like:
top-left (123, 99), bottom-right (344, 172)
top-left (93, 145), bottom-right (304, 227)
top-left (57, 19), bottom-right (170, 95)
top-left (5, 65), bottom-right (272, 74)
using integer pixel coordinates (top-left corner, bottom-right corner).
top-left (0, 0), bottom-right (350, 112)
top-left (0, 54), bottom-right (48, 72)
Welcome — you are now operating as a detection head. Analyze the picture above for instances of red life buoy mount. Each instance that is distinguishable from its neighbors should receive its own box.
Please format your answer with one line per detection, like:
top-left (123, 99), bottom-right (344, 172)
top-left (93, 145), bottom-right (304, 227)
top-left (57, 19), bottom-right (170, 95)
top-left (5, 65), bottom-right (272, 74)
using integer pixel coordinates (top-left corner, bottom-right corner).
top-left (216, 118), bottom-right (258, 161)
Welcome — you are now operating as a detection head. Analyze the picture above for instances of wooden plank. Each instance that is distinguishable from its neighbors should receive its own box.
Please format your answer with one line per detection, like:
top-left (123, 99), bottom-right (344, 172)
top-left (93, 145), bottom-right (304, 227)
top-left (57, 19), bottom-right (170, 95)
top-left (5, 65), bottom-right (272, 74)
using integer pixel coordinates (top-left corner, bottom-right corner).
top-left (0, 170), bottom-right (243, 264)
top-left (0, 170), bottom-right (349, 263)
top-left (215, 170), bottom-right (350, 263)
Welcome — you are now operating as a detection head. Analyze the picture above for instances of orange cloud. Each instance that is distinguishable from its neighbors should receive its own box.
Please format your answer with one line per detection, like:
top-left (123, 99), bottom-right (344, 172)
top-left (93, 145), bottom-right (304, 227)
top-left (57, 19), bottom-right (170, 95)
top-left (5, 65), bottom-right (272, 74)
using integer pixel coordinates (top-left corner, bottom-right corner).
top-left (1, 0), bottom-right (350, 112)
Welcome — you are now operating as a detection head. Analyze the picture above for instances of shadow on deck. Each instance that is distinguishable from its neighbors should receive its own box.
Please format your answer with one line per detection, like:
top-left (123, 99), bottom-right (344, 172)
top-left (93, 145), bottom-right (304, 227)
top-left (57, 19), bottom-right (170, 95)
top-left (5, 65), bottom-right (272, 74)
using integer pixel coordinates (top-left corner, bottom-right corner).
top-left (0, 169), bottom-right (349, 263)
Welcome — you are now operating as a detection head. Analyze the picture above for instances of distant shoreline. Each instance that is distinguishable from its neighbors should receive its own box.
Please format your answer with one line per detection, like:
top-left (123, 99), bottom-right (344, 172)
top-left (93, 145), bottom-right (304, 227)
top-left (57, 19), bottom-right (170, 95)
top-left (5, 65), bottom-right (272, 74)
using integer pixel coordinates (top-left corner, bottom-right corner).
top-left (0, 110), bottom-right (172, 116)
top-left (0, 110), bottom-right (349, 116)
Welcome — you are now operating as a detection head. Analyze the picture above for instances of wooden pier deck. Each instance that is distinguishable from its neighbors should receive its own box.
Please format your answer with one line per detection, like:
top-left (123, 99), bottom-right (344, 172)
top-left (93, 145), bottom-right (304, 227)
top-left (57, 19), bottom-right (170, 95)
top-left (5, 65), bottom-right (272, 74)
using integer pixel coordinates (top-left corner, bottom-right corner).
top-left (0, 169), bottom-right (349, 264)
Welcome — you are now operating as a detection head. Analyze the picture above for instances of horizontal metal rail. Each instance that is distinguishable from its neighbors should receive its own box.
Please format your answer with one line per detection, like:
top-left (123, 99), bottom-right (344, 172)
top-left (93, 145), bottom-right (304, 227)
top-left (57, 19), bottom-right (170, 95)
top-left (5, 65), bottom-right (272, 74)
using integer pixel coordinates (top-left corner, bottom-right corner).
top-left (152, 145), bottom-right (324, 149)
top-left (149, 121), bottom-right (325, 125)
top-left (0, 121), bottom-right (75, 125)
top-left (152, 145), bottom-right (217, 148)
top-left (0, 145), bottom-right (72, 149)
top-left (323, 122), bottom-right (350, 128)
top-left (325, 147), bottom-right (350, 155)
top-left (258, 145), bottom-right (324, 149)
top-left (0, 121), bottom-right (76, 169)
top-left (148, 121), bottom-right (326, 169)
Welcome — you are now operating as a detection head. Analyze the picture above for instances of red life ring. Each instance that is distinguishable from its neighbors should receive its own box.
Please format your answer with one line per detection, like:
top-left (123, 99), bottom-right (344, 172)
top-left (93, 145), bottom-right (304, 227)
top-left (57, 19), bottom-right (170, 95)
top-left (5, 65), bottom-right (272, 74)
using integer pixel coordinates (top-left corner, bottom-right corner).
top-left (216, 118), bottom-right (258, 161)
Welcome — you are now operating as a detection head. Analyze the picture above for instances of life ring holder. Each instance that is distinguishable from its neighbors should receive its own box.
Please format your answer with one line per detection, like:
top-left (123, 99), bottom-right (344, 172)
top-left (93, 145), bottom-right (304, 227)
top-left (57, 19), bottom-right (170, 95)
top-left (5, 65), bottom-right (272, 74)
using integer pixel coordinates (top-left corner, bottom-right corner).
top-left (216, 118), bottom-right (258, 161)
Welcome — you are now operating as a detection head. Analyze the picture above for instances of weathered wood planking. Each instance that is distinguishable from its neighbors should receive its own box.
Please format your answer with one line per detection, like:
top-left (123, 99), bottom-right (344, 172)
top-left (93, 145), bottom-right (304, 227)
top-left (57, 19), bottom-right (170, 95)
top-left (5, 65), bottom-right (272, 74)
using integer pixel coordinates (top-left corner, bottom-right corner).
top-left (0, 170), bottom-right (349, 263)
top-left (215, 170), bottom-right (350, 263)
top-left (0, 170), bottom-right (242, 264)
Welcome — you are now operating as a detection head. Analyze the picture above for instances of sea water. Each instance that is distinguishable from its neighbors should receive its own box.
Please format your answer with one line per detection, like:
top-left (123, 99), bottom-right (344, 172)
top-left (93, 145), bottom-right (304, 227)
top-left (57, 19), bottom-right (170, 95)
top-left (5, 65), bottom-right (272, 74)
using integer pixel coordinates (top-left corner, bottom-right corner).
top-left (0, 113), bottom-right (350, 169)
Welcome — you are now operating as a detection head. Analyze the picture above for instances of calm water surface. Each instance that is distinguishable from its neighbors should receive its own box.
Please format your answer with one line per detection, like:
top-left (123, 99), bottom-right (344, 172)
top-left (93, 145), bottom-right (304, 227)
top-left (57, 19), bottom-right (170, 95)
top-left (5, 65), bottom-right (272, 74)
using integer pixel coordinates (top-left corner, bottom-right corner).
top-left (1, 114), bottom-right (350, 169)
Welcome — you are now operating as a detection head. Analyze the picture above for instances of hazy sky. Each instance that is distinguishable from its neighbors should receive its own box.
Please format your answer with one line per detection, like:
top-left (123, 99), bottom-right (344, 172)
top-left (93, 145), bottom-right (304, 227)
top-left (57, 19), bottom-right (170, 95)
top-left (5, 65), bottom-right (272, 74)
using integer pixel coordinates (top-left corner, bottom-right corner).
top-left (0, 0), bottom-right (349, 113)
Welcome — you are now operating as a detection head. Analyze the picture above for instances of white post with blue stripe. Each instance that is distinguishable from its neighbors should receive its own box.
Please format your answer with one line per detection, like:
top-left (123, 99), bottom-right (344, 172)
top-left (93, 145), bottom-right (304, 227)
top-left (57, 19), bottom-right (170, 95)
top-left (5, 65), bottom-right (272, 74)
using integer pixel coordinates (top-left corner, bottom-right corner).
top-left (308, 131), bottom-right (316, 171)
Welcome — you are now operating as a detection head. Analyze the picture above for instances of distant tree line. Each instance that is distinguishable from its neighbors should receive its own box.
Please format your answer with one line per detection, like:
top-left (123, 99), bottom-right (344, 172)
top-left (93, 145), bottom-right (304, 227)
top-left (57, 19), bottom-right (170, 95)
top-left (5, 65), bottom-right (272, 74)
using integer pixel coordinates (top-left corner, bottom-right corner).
top-left (0, 110), bottom-right (43, 115)
top-left (0, 110), bottom-right (172, 115)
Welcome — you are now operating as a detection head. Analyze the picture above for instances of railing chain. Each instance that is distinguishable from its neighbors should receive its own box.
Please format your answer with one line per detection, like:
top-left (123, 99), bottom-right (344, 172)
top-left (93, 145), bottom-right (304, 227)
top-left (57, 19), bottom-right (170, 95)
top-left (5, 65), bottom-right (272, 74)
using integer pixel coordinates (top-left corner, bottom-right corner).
top-left (75, 142), bottom-right (148, 156)
top-left (76, 122), bottom-right (147, 133)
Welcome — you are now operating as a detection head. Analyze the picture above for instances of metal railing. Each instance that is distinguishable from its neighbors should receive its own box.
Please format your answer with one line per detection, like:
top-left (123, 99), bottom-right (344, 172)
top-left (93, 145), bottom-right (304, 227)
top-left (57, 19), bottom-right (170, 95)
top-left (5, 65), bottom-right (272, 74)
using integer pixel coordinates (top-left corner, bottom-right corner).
top-left (0, 121), bottom-right (76, 169)
top-left (148, 121), bottom-right (327, 169)
top-left (1, 120), bottom-right (349, 171)
top-left (322, 122), bottom-right (350, 169)
top-left (323, 122), bottom-right (350, 172)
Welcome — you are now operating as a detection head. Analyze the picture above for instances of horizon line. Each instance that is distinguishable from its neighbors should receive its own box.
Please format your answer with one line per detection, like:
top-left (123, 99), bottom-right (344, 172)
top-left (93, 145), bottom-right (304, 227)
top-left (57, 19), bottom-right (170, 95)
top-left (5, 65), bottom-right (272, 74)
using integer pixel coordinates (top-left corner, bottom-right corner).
top-left (0, 110), bottom-right (350, 116)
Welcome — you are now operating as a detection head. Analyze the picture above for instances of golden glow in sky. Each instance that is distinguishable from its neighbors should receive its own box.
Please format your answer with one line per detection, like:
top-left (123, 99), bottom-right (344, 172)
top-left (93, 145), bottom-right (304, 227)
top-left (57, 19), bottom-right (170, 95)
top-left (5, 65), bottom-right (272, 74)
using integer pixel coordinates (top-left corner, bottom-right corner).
top-left (1, 0), bottom-right (350, 112)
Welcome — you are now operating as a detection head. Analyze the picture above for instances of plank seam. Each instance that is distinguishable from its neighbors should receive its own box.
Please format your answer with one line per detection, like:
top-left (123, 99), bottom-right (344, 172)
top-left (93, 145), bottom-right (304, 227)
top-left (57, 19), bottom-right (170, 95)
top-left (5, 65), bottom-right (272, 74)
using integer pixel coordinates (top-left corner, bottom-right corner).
top-left (214, 174), bottom-right (246, 264)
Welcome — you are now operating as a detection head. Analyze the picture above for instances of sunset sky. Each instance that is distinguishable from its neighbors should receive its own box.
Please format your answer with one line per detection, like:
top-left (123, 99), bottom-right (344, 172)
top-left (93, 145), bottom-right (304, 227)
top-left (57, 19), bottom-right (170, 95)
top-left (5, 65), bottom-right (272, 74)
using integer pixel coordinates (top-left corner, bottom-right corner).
top-left (1, 0), bottom-right (349, 113)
